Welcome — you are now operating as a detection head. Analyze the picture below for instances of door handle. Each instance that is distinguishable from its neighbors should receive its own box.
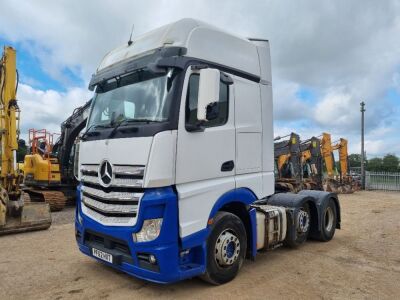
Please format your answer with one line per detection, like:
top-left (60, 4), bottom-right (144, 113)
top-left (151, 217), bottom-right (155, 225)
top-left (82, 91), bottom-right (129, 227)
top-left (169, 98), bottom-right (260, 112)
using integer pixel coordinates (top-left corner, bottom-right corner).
top-left (221, 160), bottom-right (234, 172)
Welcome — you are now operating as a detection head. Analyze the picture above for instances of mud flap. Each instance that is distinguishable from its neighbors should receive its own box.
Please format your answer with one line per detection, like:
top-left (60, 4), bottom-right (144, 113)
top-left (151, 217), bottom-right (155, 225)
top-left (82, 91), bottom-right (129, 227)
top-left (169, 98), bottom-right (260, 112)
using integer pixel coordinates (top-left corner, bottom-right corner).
top-left (0, 202), bottom-right (52, 235)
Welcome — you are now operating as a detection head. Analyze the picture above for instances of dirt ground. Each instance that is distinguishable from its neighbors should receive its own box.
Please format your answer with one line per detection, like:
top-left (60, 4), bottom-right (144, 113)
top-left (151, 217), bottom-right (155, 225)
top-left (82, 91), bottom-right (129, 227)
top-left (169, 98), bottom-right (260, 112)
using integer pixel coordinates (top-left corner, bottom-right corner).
top-left (0, 191), bottom-right (399, 300)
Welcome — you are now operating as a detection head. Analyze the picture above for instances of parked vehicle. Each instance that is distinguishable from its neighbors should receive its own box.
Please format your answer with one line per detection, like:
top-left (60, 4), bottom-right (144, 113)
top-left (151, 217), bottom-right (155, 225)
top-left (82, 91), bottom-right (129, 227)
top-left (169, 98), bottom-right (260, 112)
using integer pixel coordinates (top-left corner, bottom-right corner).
top-left (0, 46), bottom-right (51, 235)
top-left (75, 19), bottom-right (341, 285)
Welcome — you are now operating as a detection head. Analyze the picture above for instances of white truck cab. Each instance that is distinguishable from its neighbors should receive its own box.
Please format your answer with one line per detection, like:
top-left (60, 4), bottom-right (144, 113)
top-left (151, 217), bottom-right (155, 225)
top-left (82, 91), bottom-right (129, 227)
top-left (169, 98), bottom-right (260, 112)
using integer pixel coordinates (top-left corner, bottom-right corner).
top-left (75, 18), bottom-right (340, 284)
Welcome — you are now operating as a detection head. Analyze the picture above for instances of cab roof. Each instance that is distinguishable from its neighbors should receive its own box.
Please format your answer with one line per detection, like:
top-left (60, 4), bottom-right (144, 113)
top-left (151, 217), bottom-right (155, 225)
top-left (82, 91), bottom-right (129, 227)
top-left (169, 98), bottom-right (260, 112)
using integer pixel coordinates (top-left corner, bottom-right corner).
top-left (97, 18), bottom-right (265, 78)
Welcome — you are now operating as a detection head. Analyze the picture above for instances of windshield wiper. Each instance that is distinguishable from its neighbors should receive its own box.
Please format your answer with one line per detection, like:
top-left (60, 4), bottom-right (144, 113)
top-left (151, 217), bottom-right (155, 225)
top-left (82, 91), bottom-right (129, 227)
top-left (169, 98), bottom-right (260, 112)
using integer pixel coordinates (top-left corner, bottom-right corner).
top-left (107, 119), bottom-right (158, 139)
top-left (81, 124), bottom-right (110, 141)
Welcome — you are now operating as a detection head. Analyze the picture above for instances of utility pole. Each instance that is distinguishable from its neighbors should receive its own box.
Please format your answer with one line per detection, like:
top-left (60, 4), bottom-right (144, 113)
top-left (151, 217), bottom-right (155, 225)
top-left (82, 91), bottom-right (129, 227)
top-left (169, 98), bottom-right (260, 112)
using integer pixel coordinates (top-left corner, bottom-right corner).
top-left (360, 101), bottom-right (366, 190)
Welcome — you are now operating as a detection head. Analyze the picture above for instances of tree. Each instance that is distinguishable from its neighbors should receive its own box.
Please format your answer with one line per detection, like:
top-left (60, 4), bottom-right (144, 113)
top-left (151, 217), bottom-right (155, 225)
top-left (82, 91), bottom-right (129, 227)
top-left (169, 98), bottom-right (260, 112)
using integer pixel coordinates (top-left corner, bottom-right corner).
top-left (348, 154), bottom-right (362, 168)
top-left (16, 139), bottom-right (27, 162)
top-left (382, 154), bottom-right (399, 172)
top-left (366, 157), bottom-right (383, 172)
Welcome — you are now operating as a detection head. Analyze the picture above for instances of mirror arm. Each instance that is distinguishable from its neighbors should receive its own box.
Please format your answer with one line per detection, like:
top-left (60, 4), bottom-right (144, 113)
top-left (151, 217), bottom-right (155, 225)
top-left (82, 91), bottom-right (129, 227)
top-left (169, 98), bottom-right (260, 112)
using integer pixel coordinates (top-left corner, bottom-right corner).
top-left (186, 121), bottom-right (206, 132)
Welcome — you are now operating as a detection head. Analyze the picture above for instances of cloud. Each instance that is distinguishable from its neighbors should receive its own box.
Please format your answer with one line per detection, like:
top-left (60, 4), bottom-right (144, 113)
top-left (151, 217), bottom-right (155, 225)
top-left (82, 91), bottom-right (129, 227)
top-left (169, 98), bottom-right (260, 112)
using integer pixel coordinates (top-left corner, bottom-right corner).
top-left (1, 0), bottom-right (399, 156)
top-left (17, 84), bottom-right (92, 141)
top-left (273, 81), bottom-right (310, 121)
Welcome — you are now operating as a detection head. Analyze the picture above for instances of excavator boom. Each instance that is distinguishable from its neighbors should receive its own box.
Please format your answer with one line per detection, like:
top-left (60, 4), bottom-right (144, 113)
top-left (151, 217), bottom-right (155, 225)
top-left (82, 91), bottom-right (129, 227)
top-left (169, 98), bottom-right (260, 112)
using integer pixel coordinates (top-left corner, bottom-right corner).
top-left (0, 46), bottom-right (51, 235)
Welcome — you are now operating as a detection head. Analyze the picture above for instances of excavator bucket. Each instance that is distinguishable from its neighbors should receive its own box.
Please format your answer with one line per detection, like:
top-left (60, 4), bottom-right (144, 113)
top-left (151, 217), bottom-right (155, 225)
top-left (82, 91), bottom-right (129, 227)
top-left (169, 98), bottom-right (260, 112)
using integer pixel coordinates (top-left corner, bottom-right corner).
top-left (0, 202), bottom-right (51, 235)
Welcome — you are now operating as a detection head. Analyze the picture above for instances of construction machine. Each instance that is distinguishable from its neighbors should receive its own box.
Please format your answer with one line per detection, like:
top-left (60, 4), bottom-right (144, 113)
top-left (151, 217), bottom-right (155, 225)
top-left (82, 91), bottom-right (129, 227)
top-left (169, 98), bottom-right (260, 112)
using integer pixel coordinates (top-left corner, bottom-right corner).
top-left (300, 136), bottom-right (323, 190)
top-left (0, 46), bottom-right (51, 235)
top-left (320, 133), bottom-right (355, 193)
top-left (23, 129), bottom-right (66, 211)
top-left (332, 137), bottom-right (358, 192)
top-left (274, 132), bottom-right (303, 192)
top-left (53, 99), bottom-right (91, 187)
top-left (22, 99), bottom-right (92, 210)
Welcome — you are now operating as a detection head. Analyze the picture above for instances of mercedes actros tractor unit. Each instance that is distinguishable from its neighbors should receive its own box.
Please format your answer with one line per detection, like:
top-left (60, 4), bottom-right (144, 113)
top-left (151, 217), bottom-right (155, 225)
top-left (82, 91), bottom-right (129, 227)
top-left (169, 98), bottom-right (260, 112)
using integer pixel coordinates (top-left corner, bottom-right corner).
top-left (75, 19), bottom-right (341, 285)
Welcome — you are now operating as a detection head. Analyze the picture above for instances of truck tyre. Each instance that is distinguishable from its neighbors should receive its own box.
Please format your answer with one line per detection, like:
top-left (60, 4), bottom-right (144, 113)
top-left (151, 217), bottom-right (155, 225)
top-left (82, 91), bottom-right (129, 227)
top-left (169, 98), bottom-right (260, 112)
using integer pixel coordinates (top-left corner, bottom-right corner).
top-left (318, 198), bottom-right (337, 242)
top-left (285, 203), bottom-right (310, 248)
top-left (200, 211), bottom-right (247, 285)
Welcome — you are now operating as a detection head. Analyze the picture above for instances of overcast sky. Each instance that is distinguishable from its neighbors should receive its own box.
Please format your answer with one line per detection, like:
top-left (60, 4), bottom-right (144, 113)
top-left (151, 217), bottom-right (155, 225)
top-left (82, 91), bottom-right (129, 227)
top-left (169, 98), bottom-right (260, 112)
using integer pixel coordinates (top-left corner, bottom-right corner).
top-left (1, 0), bottom-right (399, 157)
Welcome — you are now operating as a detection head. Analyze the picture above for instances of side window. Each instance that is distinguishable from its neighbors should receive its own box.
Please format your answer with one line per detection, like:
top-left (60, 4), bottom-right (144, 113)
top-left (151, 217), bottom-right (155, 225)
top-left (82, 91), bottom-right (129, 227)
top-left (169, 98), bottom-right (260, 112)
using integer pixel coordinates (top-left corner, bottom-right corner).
top-left (185, 73), bottom-right (229, 128)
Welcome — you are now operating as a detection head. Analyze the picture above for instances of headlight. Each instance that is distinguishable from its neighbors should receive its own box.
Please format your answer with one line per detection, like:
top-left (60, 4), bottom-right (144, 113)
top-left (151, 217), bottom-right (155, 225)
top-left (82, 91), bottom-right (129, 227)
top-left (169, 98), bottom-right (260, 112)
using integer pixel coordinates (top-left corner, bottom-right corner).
top-left (133, 218), bottom-right (163, 242)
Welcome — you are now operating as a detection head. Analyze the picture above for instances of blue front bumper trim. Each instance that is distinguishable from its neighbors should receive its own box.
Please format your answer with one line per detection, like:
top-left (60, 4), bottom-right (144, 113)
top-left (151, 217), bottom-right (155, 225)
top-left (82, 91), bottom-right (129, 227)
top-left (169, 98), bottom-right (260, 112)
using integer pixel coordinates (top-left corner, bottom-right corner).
top-left (75, 185), bottom-right (206, 284)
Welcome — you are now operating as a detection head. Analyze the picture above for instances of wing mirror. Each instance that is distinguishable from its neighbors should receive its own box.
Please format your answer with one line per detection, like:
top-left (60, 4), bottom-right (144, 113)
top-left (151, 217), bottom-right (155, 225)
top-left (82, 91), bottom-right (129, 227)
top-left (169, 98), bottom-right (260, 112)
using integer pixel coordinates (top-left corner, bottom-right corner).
top-left (197, 68), bottom-right (220, 122)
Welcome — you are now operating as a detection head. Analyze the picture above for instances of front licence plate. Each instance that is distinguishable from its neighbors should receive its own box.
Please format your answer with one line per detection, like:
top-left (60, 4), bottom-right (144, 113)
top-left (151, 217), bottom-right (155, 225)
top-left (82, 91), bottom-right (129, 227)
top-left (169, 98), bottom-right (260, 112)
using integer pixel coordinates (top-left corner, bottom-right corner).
top-left (92, 248), bottom-right (113, 263)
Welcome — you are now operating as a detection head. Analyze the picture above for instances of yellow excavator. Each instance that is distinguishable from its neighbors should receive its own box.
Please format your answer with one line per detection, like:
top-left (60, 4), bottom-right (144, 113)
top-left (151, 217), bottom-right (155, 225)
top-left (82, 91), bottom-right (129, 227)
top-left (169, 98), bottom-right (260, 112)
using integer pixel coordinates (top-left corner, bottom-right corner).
top-left (23, 129), bottom-right (66, 211)
top-left (22, 98), bottom-right (92, 210)
top-left (321, 132), bottom-right (356, 193)
top-left (300, 136), bottom-right (323, 190)
top-left (332, 137), bottom-right (359, 192)
top-left (274, 132), bottom-right (303, 192)
top-left (0, 46), bottom-right (51, 235)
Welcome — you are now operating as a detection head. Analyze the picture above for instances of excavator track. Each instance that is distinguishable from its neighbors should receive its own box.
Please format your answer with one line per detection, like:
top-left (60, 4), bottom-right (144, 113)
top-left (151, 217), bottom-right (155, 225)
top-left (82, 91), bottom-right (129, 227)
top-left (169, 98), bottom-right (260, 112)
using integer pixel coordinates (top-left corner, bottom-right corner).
top-left (25, 190), bottom-right (66, 212)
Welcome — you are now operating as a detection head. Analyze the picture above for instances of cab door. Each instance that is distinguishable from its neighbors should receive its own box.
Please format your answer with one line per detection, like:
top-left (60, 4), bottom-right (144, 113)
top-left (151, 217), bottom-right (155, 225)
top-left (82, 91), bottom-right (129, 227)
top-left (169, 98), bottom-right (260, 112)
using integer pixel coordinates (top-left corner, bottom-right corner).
top-left (175, 68), bottom-right (236, 238)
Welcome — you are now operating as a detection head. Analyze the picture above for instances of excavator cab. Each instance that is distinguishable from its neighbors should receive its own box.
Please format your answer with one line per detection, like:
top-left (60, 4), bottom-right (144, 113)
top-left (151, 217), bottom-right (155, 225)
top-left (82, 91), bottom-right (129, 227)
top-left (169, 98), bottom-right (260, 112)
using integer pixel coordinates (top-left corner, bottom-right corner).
top-left (274, 132), bottom-right (303, 192)
top-left (23, 129), bottom-right (67, 211)
top-left (24, 129), bottom-right (61, 186)
top-left (300, 136), bottom-right (323, 190)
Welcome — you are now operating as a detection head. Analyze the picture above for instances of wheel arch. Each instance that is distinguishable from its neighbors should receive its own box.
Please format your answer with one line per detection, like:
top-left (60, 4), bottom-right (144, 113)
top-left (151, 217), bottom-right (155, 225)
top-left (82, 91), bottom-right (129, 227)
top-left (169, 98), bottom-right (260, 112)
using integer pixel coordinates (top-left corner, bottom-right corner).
top-left (209, 188), bottom-right (257, 258)
top-left (298, 190), bottom-right (341, 230)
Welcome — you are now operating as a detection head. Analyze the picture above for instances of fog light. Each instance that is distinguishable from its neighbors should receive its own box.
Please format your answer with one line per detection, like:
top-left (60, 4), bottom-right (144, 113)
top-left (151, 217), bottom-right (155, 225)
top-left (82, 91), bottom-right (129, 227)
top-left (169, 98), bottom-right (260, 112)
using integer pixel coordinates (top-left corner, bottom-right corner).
top-left (133, 218), bottom-right (163, 242)
top-left (149, 254), bottom-right (157, 264)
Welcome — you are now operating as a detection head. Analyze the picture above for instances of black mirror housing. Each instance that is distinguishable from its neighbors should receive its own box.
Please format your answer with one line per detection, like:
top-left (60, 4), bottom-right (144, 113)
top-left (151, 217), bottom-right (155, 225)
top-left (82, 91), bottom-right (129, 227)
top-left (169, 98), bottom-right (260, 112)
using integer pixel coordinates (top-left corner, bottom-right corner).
top-left (206, 102), bottom-right (219, 121)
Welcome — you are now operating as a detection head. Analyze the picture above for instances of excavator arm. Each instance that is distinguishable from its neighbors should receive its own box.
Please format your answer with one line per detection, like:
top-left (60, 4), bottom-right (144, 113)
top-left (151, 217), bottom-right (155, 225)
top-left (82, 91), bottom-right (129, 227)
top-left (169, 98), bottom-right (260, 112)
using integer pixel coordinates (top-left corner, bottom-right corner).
top-left (321, 132), bottom-right (335, 178)
top-left (332, 138), bottom-right (349, 178)
top-left (0, 46), bottom-right (51, 234)
top-left (53, 99), bottom-right (92, 183)
top-left (274, 132), bottom-right (302, 191)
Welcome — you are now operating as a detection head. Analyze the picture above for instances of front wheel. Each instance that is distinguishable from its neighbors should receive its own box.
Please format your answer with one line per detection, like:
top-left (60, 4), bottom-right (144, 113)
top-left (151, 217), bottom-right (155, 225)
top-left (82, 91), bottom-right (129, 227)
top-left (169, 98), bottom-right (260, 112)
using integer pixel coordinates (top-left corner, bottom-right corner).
top-left (200, 211), bottom-right (247, 285)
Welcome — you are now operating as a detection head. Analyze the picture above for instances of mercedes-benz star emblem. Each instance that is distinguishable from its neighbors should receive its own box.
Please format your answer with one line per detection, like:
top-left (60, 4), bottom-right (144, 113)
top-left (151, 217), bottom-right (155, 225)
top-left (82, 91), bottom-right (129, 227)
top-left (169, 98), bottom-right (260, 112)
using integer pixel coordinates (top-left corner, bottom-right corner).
top-left (99, 160), bottom-right (113, 187)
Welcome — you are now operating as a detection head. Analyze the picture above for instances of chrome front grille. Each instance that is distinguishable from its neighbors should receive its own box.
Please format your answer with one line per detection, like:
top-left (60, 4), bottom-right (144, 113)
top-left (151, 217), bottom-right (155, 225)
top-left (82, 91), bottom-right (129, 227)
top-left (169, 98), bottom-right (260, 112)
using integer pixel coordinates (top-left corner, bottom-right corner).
top-left (81, 164), bottom-right (144, 188)
top-left (80, 163), bottom-right (145, 226)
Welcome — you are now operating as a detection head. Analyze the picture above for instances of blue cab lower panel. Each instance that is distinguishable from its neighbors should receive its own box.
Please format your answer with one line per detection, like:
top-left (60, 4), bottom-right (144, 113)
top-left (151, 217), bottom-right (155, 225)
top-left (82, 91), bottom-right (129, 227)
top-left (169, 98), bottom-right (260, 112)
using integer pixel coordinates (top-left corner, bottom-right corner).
top-left (75, 186), bottom-right (206, 284)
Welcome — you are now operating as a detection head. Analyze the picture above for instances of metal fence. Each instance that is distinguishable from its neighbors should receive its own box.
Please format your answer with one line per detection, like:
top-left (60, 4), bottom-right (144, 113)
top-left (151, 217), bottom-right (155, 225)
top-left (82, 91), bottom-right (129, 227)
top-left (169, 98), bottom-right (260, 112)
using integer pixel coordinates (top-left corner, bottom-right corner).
top-left (366, 171), bottom-right (400, 191)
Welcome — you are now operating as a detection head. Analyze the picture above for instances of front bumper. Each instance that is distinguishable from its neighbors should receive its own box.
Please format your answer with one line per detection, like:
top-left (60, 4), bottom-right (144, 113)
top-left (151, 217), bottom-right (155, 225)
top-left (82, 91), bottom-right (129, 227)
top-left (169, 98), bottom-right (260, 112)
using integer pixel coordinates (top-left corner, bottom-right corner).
top-left (75, 186), bottom-right (205, 284)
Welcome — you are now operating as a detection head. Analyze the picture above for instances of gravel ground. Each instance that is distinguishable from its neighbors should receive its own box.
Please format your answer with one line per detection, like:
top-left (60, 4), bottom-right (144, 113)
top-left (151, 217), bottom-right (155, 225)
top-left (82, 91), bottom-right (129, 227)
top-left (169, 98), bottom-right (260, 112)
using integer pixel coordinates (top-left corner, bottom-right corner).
top-left (0, 191), bottom-right (399, 300)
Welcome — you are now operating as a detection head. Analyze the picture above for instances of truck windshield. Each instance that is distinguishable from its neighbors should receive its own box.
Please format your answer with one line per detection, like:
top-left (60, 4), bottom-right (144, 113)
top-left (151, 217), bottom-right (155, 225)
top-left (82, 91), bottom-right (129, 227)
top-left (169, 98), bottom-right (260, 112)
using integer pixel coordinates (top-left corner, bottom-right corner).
top-left (87, 71), bottom-right (171, 129)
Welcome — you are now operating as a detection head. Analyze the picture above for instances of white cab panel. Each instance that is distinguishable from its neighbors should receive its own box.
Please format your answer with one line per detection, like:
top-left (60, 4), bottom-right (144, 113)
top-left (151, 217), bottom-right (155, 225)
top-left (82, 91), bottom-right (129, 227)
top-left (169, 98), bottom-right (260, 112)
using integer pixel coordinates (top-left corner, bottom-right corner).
top-left (235, 173), bottom-right (263, 199)
top-left (176, 71), bottom-right (235, 184)
top-left (98, 19), bottom-right (200, 71)
top-left (144, 131), bottom-right (177, 188)
top-left (187, 27), bottom-right (260, 79)
top-left (260, 83), bottom-right (275, 197)
top-left (97, 19), bottom-right (261, 80)
top-left (176, 69), bottom-right (236, 238)
top-left (177, 177), bottom-right (235, 237)
top-left (236, 133), bottom-right (262, 174)
top-left (250, 40), bottom-right (272, 83)
top-left (234, 76), bottom-right (262, 175)
top-left (79, 137), bottom-right (153, 166)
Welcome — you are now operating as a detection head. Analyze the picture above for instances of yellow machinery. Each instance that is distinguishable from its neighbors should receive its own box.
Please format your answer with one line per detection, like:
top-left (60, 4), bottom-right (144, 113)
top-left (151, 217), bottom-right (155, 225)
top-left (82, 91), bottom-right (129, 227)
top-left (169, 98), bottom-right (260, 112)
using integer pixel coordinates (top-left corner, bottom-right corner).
top-left (321, 133), bottom-right (355, 193)
top-left (23, 129), bottom-right (66, 211)
top-left (275, 133), bottom-right (324, 192)
top-left (0, 46), bottom-right (51, 235)
top-left (300, 136), bottom-right (323, 190)
top-left (274, 133), bottom-right (303, 192)
top-left (332, 138), bottom-right (359, 192)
